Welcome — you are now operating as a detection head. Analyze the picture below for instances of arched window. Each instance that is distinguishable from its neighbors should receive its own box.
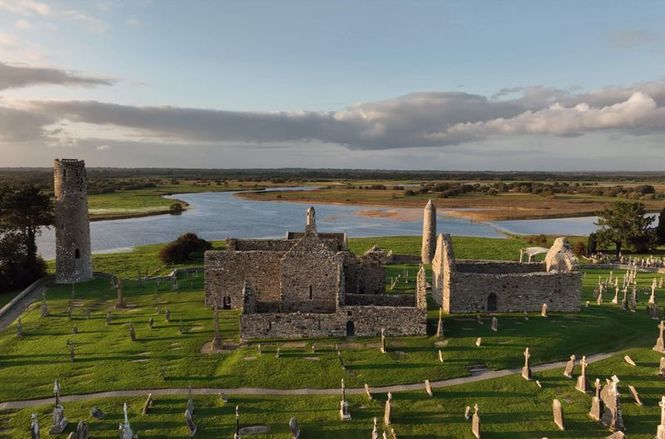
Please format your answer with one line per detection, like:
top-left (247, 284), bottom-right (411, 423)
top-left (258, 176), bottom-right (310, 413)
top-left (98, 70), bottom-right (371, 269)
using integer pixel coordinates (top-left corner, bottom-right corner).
top-left (346, 320), bottom-right (355, 337)
top-left (75, 248), bottom-right (80, 259)
top-left (487, 293), bottom-right (498, 312)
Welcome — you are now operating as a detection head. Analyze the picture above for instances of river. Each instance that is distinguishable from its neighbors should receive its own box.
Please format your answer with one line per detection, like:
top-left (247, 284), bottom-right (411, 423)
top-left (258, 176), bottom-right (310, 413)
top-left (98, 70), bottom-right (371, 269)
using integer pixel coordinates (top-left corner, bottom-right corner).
top-left (36, 188), bottom-right (603, 260)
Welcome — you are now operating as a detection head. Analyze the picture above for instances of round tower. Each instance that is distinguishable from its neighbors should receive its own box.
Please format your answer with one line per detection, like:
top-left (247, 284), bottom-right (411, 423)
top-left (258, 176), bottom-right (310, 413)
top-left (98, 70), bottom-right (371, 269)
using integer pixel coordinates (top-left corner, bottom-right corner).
top-left (421, 199), bottom-right (436, 264)
top-left (54, 159), bottom-right (93, 283)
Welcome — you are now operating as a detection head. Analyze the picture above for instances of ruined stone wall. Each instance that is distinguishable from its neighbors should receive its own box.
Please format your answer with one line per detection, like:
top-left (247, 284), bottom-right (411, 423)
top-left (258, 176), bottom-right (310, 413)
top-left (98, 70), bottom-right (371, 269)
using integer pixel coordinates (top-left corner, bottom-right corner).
top-left (279, 235), bottom-right (340, 312)
top-left (226, 239), bottom-right (295, 252)
top-left (431, 234), bottom-right (455, 308)
top-left (286, 232), bottom-right (346, 251)
top-left (444, 271), bottom-right (581, 313)
top-left (358, 253), bottom-right (386, 294)
top-left (240, 305), bottom-right (426, 339)
top-left (54, 159), bottom-right (93, 284)
top-left (456, 261), bottom-right (543, 274)
top-left (204, 250), bottom-right (283, 308)
top-left (344, 294), bottom-right (414, 307)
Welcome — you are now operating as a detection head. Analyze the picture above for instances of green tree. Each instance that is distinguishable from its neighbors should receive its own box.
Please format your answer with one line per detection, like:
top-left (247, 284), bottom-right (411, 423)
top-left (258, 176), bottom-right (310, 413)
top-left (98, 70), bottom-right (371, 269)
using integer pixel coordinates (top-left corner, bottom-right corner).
top-left (587, 232), bottom-right (598, 255)
top-left (656, 207), bottom-right (665, 245)
top-left (594, 201), bottom-right (655, 255)
top-left (0, 185), bottom-right (53, 288)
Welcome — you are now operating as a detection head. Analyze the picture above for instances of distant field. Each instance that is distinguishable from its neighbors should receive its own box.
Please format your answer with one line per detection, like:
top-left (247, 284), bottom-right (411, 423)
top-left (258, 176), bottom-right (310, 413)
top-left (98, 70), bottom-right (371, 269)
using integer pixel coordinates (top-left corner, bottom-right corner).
top-left (239, 184), bottom-right (665, 221)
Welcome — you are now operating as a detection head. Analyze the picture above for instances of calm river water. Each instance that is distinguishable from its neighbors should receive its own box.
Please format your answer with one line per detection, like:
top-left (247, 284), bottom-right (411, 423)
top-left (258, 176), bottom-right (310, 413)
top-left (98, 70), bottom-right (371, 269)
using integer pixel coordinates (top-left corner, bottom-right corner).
top-left (35, 189), bottom-right (602, 260)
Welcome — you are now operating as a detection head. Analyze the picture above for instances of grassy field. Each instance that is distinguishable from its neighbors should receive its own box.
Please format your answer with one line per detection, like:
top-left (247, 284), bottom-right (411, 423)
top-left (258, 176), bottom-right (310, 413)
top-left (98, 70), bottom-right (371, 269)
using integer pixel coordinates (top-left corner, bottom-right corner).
top-left (239, 185), bottom-right (665, 221)
top-left (6, 345), bottom-right (665, 438)
top-left (0, 265), bottom-right (661, 403)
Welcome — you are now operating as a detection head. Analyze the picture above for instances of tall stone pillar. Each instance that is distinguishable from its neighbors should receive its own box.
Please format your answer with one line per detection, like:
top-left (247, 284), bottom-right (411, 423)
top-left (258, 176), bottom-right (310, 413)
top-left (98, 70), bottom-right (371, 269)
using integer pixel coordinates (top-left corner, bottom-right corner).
top-left (54, 159), bottom-right (93, 283)
top-left (421, 199), bottom-right (436, 264)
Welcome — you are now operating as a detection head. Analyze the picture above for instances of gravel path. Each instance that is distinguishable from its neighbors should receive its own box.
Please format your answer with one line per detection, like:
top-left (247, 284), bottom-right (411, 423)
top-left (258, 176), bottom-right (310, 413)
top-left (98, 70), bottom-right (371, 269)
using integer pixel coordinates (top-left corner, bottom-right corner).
top-left (0, 351), bottom-right (614, 410)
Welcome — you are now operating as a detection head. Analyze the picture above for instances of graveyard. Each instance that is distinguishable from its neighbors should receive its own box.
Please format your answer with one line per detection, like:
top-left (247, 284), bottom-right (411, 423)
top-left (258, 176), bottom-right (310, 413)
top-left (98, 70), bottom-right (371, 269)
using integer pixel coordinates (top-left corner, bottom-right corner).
top-left (2, 235), bottom-right (665, 437)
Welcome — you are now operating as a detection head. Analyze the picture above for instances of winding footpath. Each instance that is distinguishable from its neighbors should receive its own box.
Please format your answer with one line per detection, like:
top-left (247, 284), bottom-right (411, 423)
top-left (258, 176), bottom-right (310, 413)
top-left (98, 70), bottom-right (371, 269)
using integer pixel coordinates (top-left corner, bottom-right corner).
top-left (0, 351), bottom-right (614, 410)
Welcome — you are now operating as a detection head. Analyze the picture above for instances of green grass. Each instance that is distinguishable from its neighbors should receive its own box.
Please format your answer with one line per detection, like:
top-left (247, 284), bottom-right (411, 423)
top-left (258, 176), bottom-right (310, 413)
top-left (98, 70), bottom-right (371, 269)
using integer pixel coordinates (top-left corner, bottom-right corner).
top-left (7, 345), bottom-right (665, 438)
top-left (0, 266), bottom-right (661, 403)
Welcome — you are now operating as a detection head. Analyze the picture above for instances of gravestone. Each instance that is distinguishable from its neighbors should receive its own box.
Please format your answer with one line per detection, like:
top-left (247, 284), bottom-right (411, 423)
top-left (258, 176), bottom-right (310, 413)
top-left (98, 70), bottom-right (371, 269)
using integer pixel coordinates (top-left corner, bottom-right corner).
top-left (600, 376), bottom-right (625, 432)
top-left (165, 308), bottom-right (171, 322)
top-left (340, 379), bottom-right (351, 421)
top-left (627, 384), bottom-right (643, 406)
top-left (119, 402), bottom-right (134, 439)
top-left (424, 379), bottom-right (433, 397)
top-left (74, 420), bottom-right (89, 439)
top-left (115, 278), bottom-right (126, 309)
top-left (30, 413), bottom-right (39, 439)
top-left (148, 317), bottom-right (154, 329)
top-left (436, 307), bottom-right (444, 339)
top-left (475, 337), bottom-right (482, 347)
top-left (589, 378), bottom-right (603, 421)
top-left (541, 303), bottom-right (548, 318)
top-left (491, 317), bottom-right (498, 332)
top-left (656, 396), bottom-right (665, 439)
top-left (289, 417), bottom-right (301, 439)
top-left (365, 383), bottom-right (372, 400)
top-left (612, 286), bottom-right (619, 304)
top-left (185, 408), bottom-right (197, 436)
top-left (597, 286), bottom-right (603, 305)
top-left (521, 347), bottom-right (532, 381)
top-left (464, 406), bottom-right (471, 421)
top-left (438, 350), bottom-right (444, 363)
top-left (576, 356), bottom-right (589, 393)
top-left (141, 393), bottom-right (153, 415)
top-left (17, 318), bottom-right (23, 337)
top-left (50, 380), bottom-right (68, 434)
top-left (655, 321), bottom-right (665, 353)
top-left (90, 407), bottom-right (105, 419)
top-left (659, 357), bottom-right (665, 378)
top-left (553, 399), bottom-right (565, 431)
top-left (563, 354), bottom-right (576, 378)
top-left (372, 417), bottom-right (379, 439)
top-left (380, 328), bottom-right (387, 354)
top-left (106, 312), bottom-right (111, 326)
top-left (623, 355), bottom-right (636, 367)
top-left (471, 404), bottom-right (481, 439)
top-left (129, 325), bottom-right (136, 342)
top-left (384, 392), bottom-right (392, 425)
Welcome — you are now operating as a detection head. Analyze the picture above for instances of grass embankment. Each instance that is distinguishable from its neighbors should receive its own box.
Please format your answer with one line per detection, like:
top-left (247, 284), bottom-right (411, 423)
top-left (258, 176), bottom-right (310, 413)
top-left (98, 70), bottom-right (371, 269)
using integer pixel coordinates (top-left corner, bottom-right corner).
top-left (239, 186), bottom-right (665, 221)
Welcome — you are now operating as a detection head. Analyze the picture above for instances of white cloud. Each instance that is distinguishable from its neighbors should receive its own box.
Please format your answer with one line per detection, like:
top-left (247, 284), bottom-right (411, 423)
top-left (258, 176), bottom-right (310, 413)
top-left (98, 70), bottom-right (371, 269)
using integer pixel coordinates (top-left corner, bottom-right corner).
top-left (0, 0), bottom-right (49, 16)
top-left (15, 18), bottom-right (32, 30)
top-left (0, 0), bottom-right (108, 33)
top-left (96, 144), bottom-right (111, 150)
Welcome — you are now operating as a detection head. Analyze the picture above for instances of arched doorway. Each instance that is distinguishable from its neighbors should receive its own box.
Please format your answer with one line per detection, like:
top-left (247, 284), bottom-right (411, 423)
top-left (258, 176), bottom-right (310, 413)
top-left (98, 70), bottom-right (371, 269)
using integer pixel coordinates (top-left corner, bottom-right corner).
top-left (487, 293), bottom-right (497, 312)
top-left (346, 320), bottom-right (355, 337)
top-left (222, 296), bottom-right (231, 309)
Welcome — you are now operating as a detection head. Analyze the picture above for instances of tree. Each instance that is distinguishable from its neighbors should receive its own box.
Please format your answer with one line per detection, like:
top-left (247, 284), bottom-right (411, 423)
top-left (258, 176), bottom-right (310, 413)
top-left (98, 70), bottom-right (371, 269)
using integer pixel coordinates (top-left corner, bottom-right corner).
top-left (656, 207), bottom-right (665, 245)
top-left (587, 232), bottom-right (597, 255)
top-left (594, 201), bottom-right (655, 255)
top-left (0, 184), bottom-right (53, 291)
top-left (159, 233), bottom-right (212, 264)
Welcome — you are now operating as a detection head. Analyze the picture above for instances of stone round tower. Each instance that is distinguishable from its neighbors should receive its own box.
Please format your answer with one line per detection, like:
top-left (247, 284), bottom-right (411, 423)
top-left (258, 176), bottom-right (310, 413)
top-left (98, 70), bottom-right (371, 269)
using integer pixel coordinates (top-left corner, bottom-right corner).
top-left (54, 159), bottom-right (93, 283)
top-left (421, 199), bottom-right (436, 264)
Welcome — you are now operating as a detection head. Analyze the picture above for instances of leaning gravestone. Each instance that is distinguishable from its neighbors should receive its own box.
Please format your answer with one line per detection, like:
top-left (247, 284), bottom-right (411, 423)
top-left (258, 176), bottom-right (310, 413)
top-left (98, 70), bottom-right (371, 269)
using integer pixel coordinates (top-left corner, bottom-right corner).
top-left (563, 354), bottom-right (576, 378)
top-left (627, 384), bottom-right (643, 406)
top-left (553, 399), bottom-right (565, 431)
top-left (74, 420), bottom-right (89, 439)
top-left (185, 409), bottom-right (197, 437)
top-left (289, 417), bottom-right (300, 439)
top-left (424, 379), bottom-right (433, 397)
top-left (30, 413), bottom-right (39, 439)
top-left (471, 404), bottom-right (481, 439)
top-left (383, 392), bottom-right (392, 425)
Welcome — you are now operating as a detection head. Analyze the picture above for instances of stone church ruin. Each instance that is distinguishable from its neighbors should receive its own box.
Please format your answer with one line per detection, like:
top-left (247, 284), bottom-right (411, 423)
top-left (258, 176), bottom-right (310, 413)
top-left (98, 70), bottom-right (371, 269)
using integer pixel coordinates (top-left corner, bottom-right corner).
top-left (205, 207), bottom-right (427, 339)
top-left (431, 225), bottom-right (582, 313)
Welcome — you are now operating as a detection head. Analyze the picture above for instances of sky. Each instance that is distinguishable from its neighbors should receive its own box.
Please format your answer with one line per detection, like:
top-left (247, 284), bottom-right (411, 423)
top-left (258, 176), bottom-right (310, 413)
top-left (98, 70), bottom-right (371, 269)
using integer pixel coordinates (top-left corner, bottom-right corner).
top-left (1, 0), bottom-right (665, 170)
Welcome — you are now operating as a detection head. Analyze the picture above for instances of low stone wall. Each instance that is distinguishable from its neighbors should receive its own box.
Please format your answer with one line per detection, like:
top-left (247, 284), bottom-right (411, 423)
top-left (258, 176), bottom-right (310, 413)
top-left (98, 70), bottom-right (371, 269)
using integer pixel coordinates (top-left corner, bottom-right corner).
top-left (444, 271), bottom-right (581, 313)
top-left (456, 261), bottom-right (543, 274)
top-left (389, 254), bottom-right (421, 264)
top-left (344, 294), bottom-right (414, 307)
top-left (240, 305), bottom-right (426, 339)
top-left (227, 239), bottom-right (295, 252)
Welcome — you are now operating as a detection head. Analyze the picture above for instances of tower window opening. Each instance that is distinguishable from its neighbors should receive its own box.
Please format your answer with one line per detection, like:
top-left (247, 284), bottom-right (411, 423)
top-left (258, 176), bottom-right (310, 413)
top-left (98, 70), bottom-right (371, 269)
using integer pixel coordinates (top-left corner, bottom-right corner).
top-left (309, 285), bottom-right (313, 300)
top-left (75, 248), bottom-right (80, 259)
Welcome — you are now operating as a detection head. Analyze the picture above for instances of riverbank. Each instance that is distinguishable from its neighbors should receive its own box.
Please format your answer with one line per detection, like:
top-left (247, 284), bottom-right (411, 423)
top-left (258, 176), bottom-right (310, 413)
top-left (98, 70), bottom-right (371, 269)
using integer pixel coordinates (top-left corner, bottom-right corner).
top-left (237, 186), bottom-right (665, 221)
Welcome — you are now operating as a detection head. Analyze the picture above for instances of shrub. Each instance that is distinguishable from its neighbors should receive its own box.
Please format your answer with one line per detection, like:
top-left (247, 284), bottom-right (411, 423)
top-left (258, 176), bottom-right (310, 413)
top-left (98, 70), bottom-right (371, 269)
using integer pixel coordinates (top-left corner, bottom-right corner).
top-left (159, 233), bottom-right (212, 264)
top-left (169, 203), bottom-right (184, 215)
top-left (572, 241), bottom-right (586, 257)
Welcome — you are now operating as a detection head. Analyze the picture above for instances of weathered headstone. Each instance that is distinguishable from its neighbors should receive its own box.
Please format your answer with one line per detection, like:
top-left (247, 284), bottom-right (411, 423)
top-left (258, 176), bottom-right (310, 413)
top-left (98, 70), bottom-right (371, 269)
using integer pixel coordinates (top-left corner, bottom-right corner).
top-left (655, 321), bottom-right (665, 353)
top-left (275, 347), bottom-right (281, 359)
top-left (383, 392), bottom-right (392, 425)
top-left (541, 303), bottom-right (548, 318)
top-left (471, 404), bottom-right (481, 439)
top-left (90, 407), bottom-right (105, 420)
top-left (600, 376), bottom-right (625, 432)
top-left (659, 357), bottom-right (665, 378)
top-left (475, 337), bottom-right (482, 347)
top-left (185, 408), bottom-right (197, 436)
top-left (563, 354), bottom-right (576, 378)
top-left (74, 420), bottom-right (89, 439)
top-left (552, 399), bottom-right (565, 431)
top-left (148, 317), bottom-right (154, 329)
top-left (491, 317), bottom-right (498, 332)
top-left (365, 383), bottom-right (372, 400)
top-left (371, 417), bottom-right (379, 439)
top-left (50, 380), bottom-right (68, 434)
top-left (165, 308), bottom-right (171, 322)
top-left (521, 347), bottom-right (532, 381)
top-left (141, 393), bottom-right (153, 415)
top-left (30, 413), bottom-right (39, 439)
top-left (438, 349), bottom-right (444, 363)
top-left (119, 402), bottom-right (134, 439)
top-left (627, 384), bottom-right (643, 406)
top-left (289, 417), bottom-right (301, 439)
top-left (623, 355), bottom-right (636, 367)
top-left (576, 356), bottom-right (589, 393)
top-left (380, 328), bottom-right (387, 354)
top-left (424, 379), bottom-right (433, 397)
top-left (115, 278), bottom-right (125, 309)
top-left (436, 307), bottom-right (444, 339)
top-left (128, 324), bottom-right (136, 341)
top-left (340, 379), bottom-right (351, 421)
top-left (612, 286), bottom-right (619, 304)
top-left (464, 405), bottom-right (471, 421)
top-left (656, 396), bottom-right (665, 439)
top-left (589, 378), bottom-right (603, 421)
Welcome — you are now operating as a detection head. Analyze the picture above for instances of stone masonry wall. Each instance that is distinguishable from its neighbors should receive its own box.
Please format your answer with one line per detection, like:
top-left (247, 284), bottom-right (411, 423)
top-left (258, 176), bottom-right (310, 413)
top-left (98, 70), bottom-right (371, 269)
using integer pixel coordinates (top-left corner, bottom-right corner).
top-left (344, 294), bottom-right (414, 307)
top-left (240, 305), bottom-right (426, 339)
top-left (456, 261), bottom-right (543, 274)
top-left (445, 271), bottom-right (581, 313)
top-left (205, 250), bottom-right (283, 308)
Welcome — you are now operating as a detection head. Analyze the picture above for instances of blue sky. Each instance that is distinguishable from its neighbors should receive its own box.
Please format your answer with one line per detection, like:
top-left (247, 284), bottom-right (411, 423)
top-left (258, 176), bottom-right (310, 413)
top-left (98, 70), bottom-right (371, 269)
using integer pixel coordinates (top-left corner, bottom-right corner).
top-left (1, 0), bottom-right (664, 169)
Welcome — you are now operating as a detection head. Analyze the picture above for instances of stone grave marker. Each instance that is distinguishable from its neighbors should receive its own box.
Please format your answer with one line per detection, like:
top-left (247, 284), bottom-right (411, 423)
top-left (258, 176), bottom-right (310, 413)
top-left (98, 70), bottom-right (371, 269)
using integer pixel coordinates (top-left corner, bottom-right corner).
top-left (289, 417), bottom-right (301, 439)
top-left (655, 321), bottom-right (665, 353)
top-left (628, 384), bottom-right (643, 406)
top-left (563, 354), bottom-right (575, 378)
top-left (471, 404), bottom-right (481, 439)
top-left (521, 347), bottom-right (532, 381)
top-left (576, 356), bottom-right (589, 393)
top-left (553, 399), bottom-right (565, 431)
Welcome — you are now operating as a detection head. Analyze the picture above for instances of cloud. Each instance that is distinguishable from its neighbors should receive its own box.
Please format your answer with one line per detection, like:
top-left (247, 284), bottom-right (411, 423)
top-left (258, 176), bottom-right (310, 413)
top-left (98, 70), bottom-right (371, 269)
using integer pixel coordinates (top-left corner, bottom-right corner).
top-left (0, 61), bottom-right (114, 90)
top-left (5, 80), bottom-right (665, 151)
top-left (0, 0), bottom-right (108, 33)
top-left (0, 0), bottom-right (49, 16)
top-left (15, 19), bottom-right (31, 30)
top-left (96, 144), bottom-right (111, 150)
top-left (607, 30), bottom-right (660, 48)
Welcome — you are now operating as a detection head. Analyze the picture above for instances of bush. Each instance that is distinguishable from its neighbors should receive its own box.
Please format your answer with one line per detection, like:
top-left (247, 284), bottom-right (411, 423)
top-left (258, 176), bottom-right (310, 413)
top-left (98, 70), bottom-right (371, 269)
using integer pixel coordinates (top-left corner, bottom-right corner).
top-left (159, 233), bottom-right (211, 264)
top-left (169, 203), bottom-right (184, 215)
top-left (572, 241), bottom-right (586, 257)
top-left (526, 234), bottom-right (547, 246)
